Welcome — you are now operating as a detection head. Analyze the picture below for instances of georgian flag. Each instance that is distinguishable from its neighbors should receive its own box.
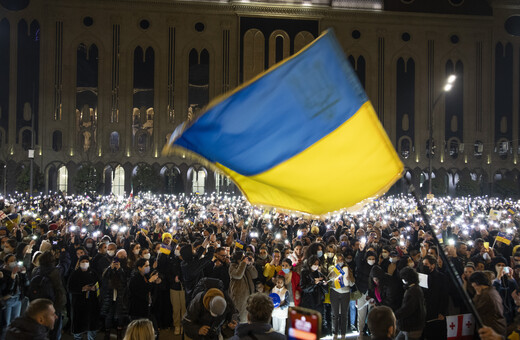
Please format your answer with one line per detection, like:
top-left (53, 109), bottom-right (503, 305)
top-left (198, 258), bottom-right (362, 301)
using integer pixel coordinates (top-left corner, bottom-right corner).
top-left (447, 314), bottom-right (474, 340)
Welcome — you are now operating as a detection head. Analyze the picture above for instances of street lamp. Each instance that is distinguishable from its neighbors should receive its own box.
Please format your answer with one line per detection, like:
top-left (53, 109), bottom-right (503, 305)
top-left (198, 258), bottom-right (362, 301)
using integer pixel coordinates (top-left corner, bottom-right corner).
top-left (428, 74), bottom-right (457, 195)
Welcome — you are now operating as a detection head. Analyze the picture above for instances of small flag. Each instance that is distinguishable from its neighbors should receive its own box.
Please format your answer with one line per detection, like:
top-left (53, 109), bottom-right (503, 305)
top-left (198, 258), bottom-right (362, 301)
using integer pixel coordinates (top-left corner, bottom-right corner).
top-left (140, 227), bottom-right (149, 235)
top-left (235, 239), bottom-right (244, 250)
top-left (489, 209), bottom-right (499, 220)
top-left (333, 275), bottom-right (346, 289)
top-left (163, 29), bottom-right (403, 215)
top-left (446, 314), bottom-right (474, 340)
top-left (159, 244), bottom-right (172, 255)
top-left (508, 206), bottom-right (517, 215)
top-left (94, 282), bottom-right (100, 297)
top-left (496, 231), bottom-right (513, 246)
top-left (332, 264), bottom-right (345, 276)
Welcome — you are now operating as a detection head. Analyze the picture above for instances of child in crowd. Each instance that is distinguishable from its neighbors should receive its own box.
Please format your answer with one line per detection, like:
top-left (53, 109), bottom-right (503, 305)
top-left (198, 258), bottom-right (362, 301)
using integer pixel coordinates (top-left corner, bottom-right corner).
top-left (271, 275), bottom-right (289, 334)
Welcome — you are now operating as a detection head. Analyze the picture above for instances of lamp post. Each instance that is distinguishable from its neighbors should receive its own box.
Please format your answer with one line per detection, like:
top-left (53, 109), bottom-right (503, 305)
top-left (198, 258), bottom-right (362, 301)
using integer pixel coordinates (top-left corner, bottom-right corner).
top-left (428, 74), bottom-right (457, 195)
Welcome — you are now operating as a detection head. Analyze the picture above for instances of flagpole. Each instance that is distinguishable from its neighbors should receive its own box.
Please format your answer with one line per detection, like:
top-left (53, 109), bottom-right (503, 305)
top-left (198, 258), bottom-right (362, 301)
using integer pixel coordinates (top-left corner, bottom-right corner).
top-left (405, 177), bottom-right (484, 329)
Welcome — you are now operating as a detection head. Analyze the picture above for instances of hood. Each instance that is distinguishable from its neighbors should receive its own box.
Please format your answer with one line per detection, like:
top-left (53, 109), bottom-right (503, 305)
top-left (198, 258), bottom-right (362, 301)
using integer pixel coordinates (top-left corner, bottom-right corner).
top-left (7, 316), bottom-right (48, 339)
top-left (235, 322), bottom-right (273, 337)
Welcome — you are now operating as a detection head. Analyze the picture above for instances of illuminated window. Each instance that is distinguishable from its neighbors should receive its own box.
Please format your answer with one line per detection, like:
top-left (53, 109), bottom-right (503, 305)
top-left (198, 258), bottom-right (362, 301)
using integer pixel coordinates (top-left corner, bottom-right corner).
top-left (192, 169), bottom-right (206, 194)
top-left (112, 165), bottom-right (125, 196)
top-left (57, 166), bottom-right (68, 193)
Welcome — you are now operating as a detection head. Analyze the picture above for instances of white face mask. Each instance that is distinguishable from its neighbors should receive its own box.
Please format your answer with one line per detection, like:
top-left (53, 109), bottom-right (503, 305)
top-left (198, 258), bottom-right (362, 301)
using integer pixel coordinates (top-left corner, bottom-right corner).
top-left (326, 253), bottom-right (334, 258)
top-left (80, 263), bottom-right (90, 270)
top-left (336, 262), bottom-right (344, 268)
top-left (311, 265), bottom-right (319, 271)
top-left (133, 249), bottom-right (140, 255)
top-left (367, 260), bottom-right (376, 266)
top-left (346, 258), bottom-right (353, 263)
top-left (107, 250), bottom-right (115, 257)
top-left (143, 253), bottom-right (151, 260)
top-left (390, 257), bottom-right (397, 263)
top-left (483, 253), bottom-right (490, 261)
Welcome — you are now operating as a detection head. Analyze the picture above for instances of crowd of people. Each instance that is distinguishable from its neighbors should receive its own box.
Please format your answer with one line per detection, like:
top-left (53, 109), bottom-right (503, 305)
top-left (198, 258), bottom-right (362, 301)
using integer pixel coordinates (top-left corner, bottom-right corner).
top-left (0, 191), bottom-right (519, 340)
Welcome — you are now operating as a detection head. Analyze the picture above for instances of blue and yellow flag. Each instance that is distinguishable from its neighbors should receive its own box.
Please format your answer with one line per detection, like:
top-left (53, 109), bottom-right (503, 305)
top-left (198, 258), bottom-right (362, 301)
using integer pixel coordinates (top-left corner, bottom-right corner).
top-left (163, 30), bottom-right (403, 215)
top-left (159, 244), bottom-right (172, 255)
top-left (496, 232), bottom-right (513, 246)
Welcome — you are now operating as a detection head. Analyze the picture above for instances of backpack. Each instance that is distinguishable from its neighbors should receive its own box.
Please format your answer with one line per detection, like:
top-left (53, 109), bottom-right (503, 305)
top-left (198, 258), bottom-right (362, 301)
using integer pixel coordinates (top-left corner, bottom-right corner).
top-left (27, 273), bottom-right (55, 301)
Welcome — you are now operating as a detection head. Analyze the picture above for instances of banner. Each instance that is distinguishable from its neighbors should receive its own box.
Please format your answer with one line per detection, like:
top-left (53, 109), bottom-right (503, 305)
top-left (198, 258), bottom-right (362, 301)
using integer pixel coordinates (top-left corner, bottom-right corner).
top-left (447, 314), bottom-right (474, 340)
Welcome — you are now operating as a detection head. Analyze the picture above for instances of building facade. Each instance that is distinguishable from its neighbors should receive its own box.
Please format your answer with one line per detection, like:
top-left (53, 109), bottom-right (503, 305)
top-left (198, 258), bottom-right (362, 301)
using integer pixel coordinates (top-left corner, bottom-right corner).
top-left (0, 0), bottom-right (519, 196)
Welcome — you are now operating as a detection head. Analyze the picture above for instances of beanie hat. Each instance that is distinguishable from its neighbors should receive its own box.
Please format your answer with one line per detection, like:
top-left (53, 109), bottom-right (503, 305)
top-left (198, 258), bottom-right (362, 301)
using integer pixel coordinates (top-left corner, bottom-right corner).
top-left (162, 233), bottom-right (172, 241)
top-left (209, 295), bottom-right (227, 317)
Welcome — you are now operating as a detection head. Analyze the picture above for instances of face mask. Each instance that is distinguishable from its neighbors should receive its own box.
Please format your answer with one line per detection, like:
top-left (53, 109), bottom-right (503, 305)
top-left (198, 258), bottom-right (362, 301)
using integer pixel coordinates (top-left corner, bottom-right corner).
top-left (86, 243), bottom-right (93, 249)
top-left (311, 265), bottom-right (319, 271)
top-left (382, 252), bottom-right (389, 259)
top-left (346, 258), bottom-right (353, 263)
top-left (259, 254), bottom-right (267, 260)
top-left (390, 257), bottom-right (397, 263)
top-left (133, 249), bottom-right (140, 255)
top-left (8, 262), bottom-right (16, 269)
top-left (367, 260), bottom-right (375, 266)
top-left (107, 250), bottom-right (115, 257)
top-left (317, 251), bottom-right (323, 258)
top-left (326, 252), bottom-right (334, 258)
top-left (4, 248), bottom-right (12, 254)
top-left (143, 253), bottom-right (151, 260)
top-left (336, 262), bottom-right (344, 268)
top-left (80, 263), bottom-right (89, 270)
top-left (144, 266), bottom-right (150, 274)
top-left (282, 268), bottom-right (290, 274)
top-left (483, 253), bottom-right (490, 261)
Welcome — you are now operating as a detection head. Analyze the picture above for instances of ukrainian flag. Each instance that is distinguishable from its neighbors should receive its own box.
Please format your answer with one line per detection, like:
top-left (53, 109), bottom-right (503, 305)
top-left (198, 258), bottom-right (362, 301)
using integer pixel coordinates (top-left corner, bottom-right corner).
top-left (163, 30), bottom-right (403, 215)
top-left (496, 232), bottom-right (513, 246)
top-left (159, 244), bottom-right (172, 255)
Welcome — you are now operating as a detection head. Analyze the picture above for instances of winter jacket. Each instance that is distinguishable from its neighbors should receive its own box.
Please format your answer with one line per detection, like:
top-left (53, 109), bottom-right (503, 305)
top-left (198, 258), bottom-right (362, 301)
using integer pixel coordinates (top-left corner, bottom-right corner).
top-left (181, 246), bottom-right (215, 302)
top-left (183, 288), bottom-right (236, 340)
top-left (6, 315), bottom-right (49, 340)
top-left (355, 251), bottom-right (374, 294)
top-left (229, 261), bottom-right (258, 322)
top-left (299, 268), bottom-right (327, 311)
top-left (230, 322), bottom-right (286, 340)
top-left (422, 269), bottom-right (449, 321)
top-left (67, 268), bottom-right (101, 333)
top-left (128, 271), bottom-right (154, 318)
top-left (474, 286), bottom-right (507, 336)
top-left (394, 284), bottom-right (426, 332)
top-left (31, 265), bottom-right (67, 313)
top-left (99, 266), bottom-right (128, 319)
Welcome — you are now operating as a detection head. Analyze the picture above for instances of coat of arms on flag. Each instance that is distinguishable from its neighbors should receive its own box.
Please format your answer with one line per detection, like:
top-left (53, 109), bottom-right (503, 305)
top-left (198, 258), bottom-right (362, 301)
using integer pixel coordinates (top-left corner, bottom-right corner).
top-left (447, 314), bottom-right (474, 340)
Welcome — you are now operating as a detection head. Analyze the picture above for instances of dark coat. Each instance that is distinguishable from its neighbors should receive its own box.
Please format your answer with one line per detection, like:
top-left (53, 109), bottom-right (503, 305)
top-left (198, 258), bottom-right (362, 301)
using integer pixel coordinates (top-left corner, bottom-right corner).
top-left (230, 322), bottom-right (286, 340)
top-left (67, 268), bottom-right (101, 333)
top-left (6, 315), bottom-right (49, 340)
top-left (299, 268), bottom-right (327, 311)
top-left (368, 270), bottom-right (402, 311)
top-left (355, 251), bottom-right (374, 294)
top-left (394, 284), bottom-right (426, 332)
top-left (181, 246), bottom-right (215, 302)
top-left (99, 266), bottom-right (128, 319)
top-left (423, 269), bottom-right (449, 321)
top-left (182, 290), bottom-right (236, 340)
top-left (91, 253), bottom-right (110, 280)
top-left (205, 261), bottom-right (230, 292)
top-left (128, 271), bottom-right (154, 318)
top-left (31, 266), bottom-right (67, 313)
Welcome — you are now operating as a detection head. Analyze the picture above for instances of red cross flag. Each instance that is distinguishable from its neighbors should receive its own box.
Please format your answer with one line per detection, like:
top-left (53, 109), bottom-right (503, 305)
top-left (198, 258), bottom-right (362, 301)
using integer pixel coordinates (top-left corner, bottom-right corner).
top-left (447, 314), bottom-right (474, 340)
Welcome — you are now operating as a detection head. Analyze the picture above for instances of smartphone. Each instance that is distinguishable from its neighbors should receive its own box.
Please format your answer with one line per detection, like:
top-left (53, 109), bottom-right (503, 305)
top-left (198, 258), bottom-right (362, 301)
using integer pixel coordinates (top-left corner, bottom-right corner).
top-left (484, 242), bottom-right (489, 250)
top-left (287, 306), bottom-right (322, 340)
top-left (504, 267), bottom-right (510, 274)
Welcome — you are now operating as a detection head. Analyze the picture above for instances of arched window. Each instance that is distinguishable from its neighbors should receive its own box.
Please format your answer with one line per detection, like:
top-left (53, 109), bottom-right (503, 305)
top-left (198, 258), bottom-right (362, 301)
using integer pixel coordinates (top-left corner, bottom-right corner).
top-left (57, 166), bottom-right (68, 193)
top-left (192, 169), bottom-right (206, 194)
top-left (474, 141), bottom-right (483, 159)
top-left (112, 165), bottom-right (125, 196)
top-left (448, 138), bottom-right (460, 159)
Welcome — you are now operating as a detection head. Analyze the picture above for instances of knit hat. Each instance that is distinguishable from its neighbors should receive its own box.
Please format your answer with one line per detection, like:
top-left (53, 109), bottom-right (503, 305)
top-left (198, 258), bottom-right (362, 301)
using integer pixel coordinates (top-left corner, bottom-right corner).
top-left (209, 295), bottom-right (227, 317)
top-left (162, 233), bottom-right (172, 242)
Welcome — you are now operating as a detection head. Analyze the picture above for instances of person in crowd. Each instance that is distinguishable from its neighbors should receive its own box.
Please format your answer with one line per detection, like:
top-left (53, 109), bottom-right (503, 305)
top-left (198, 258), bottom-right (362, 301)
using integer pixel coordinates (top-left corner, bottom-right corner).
top-left (280, 257), bottom-right (301, 306)
top-left (328, 253), bottom-right (355, 339)
top-left (30, 250), bottom-right (67, 340)
top-left (355, 245), bottom-right (377, 337)
top-left (367, 306), bottom-right (397, 340)
top-left (469, 271), bottom-right (507, 337)
top-left (393, 267), bottom-right (425, 340)
top-left (100, 256), bottom-right (128, 340)
top-left (183, 287), bottom-right (237, 340)
top-left (229, 250), bottom-right (258, 322)
top-left (6, 298), bottom-right (58, 340)
top-left (270, 275), bottom-right (289, 333)
top-left (231, 292), bottom-right (286, 340)
top-left (492, 256), bottom-right (518, 324)
top-left (122, 319), bottom-right (155, 340)
top-left (128, 258), bottom-right (160, 321)
top-left (67, 255), bottom-right (100, 340)
top-left (180, 237), bottom-right (215, 305)
top-left (300, 254), bottom-right (328, 314)
top-left (1, 253), bottom-right (28, 334)
top-left (421, 255), bottom-right (449, 340)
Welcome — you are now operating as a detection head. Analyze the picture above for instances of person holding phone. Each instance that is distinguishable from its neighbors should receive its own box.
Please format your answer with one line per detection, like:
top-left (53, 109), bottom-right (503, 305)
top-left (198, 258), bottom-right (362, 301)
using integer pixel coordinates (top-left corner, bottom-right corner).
top-left (1, 254), bottom-right (28, 333)
top-left (300, 255), bottom-right (327, 314)
top-left (492, 257), bottom-right (518, 324)
top-left (229, 250), bottom-right (258, 322)
top-left (67, 255), bottom-right (100, 340)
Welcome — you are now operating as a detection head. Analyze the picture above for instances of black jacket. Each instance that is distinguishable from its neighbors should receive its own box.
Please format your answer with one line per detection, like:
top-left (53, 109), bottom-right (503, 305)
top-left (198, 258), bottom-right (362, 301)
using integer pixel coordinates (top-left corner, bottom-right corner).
top-left (355, 251), bottom-right (374, 294)
top-left (128, 271), bottom-right (154, 318)
top-left (181, 246), bottom-right (215, 302)
top-left (67, 268), bottom-right (101, 333)
top-left (6, 315), bottom-right (49, 340)
top-left (394, 284), bottom-right (426, 332)
top-left (423, 269), bottom-right (449, 321)
top-left (31, 266), bottom-right (67, 313)
top-left (299, 268), bottom-right (327, 311)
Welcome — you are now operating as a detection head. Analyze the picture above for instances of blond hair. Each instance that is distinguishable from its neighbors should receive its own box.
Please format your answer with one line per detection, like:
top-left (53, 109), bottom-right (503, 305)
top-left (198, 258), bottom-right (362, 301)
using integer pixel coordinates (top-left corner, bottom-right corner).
top-left (123, 319), bottom-right (154, 340)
